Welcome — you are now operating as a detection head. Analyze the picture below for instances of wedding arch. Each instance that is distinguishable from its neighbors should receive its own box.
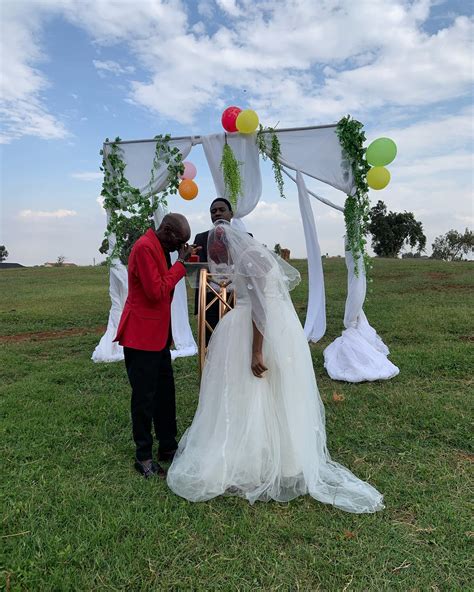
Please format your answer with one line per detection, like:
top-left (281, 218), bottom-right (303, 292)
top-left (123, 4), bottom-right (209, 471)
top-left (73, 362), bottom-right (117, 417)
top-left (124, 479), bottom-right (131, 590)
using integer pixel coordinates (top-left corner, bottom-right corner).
top-left (92, 119), bottom-right (399, 383)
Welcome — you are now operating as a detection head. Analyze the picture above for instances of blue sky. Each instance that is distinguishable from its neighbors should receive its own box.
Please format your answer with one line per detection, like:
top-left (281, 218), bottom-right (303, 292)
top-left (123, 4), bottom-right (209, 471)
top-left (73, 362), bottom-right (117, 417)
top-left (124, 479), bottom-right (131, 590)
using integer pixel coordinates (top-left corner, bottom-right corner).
top-left (1, 0), bottom-right (472, 265)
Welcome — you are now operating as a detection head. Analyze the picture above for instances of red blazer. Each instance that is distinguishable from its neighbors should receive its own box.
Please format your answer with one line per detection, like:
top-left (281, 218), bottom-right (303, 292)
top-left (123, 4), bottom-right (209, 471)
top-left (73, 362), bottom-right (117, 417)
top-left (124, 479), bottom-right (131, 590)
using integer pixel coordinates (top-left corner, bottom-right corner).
top-left (114, 229), bottom-right (186, 352)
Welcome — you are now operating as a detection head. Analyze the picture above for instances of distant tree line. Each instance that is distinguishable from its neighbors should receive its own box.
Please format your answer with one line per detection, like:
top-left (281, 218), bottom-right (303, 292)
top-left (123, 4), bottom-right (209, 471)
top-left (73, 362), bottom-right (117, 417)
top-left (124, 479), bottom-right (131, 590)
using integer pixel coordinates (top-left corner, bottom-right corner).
top-left (367, 201), bottom-right (472, 261)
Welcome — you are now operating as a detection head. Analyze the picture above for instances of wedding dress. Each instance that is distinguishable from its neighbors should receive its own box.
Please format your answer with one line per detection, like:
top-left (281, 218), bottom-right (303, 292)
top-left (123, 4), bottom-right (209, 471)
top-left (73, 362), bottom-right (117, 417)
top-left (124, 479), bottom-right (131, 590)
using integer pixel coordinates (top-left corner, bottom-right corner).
top-left (167, 222), bottom-right (384, 513)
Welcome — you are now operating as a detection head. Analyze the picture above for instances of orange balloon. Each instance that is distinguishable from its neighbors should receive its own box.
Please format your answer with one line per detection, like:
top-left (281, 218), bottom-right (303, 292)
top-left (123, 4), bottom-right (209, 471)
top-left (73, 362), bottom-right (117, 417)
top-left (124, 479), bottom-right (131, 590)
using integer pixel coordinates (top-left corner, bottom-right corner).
top-left (179, 179), bottom-right (198, 200)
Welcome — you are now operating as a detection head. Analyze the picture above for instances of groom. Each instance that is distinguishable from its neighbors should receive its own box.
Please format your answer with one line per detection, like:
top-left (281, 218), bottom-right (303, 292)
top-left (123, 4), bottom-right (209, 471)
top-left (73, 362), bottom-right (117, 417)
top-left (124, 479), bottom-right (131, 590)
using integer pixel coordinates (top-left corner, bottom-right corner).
top-left (115, 213), bottom-right (194, 478)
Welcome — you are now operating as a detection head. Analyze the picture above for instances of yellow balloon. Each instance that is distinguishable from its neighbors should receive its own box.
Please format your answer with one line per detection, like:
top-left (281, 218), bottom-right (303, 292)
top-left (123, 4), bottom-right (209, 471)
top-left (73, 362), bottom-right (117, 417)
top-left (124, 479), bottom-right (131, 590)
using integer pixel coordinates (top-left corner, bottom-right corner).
top-left (367, 166), bottom-right (390, 190)
top-left (236, 109), bottom-right (259, 134)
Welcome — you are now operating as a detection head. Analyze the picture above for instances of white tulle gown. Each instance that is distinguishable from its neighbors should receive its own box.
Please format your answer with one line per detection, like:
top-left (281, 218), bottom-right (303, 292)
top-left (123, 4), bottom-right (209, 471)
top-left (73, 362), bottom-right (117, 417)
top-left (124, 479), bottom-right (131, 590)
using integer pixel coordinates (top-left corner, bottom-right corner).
top-left (167, 239), bottom-right (384, 513)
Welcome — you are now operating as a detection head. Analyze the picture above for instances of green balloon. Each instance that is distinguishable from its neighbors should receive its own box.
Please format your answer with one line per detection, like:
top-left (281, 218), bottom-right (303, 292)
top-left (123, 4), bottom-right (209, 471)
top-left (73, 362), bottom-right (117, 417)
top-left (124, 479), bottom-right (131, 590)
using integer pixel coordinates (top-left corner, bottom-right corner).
top-left (366, 137), bottom-right (397, 167)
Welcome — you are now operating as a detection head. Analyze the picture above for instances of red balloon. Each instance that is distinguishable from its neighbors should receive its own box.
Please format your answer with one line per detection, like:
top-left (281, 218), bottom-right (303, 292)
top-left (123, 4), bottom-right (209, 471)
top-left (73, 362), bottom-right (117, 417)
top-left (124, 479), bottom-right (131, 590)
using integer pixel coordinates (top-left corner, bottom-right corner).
top-left (221, 106), bottom-right (242, 132)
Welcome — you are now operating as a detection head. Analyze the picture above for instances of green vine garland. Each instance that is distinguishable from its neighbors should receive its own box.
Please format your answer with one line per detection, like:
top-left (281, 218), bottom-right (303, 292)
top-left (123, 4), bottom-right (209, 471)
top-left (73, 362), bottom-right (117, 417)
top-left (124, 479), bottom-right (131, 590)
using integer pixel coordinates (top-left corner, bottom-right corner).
top-left (257, 125), bottom-right (285, 199)
top-left (336, 116), bottom-right (371, 277)
top-left (220, 140), bottom-right (243, 209)
top-left (100, 135), bottom-right (184, 264)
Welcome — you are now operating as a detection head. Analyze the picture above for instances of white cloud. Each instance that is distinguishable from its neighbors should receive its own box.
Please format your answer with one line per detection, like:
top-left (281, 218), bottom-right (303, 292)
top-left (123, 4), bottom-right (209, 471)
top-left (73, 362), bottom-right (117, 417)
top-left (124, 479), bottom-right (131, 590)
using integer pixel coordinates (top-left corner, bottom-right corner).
top-left (71, 171), bottom-right (103, 181)
top-left (372, 106), bottom-right (474, 161)
top-left (93, 59), bottom-right (135, 77)
top-left (197, 0), bottom-right (214, 20)
top-left (246, 200), bottom-right (293, 223)
top-left (0, 1), bottom-right (68, 143)
top-left (216, 0), bottom-right (241, 17)
top-left (122, 1), bottom-right (474, 125)
top-left (96, 195), bottom-right (106, 214)
top-left (19, 209), bottom-right (77, 219)
top-left (2, 1), bottom-right (473, 139)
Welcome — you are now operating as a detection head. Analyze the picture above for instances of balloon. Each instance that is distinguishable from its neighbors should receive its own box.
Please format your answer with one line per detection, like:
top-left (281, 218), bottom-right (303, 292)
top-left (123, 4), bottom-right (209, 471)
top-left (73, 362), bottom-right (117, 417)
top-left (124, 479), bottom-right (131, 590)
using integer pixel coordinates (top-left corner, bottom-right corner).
top-left (179, 179), bottom-right (198, 200)
top-left (180, 161), bottom-right (197, 180)
top-left (366, 137), bottom-right (397, 166)
top-left (367, 166), bottom-right (390, 190)
top-left (221, 106), bottom-right (242, 132)
top-left (236, 109), bottom-right (259, 134)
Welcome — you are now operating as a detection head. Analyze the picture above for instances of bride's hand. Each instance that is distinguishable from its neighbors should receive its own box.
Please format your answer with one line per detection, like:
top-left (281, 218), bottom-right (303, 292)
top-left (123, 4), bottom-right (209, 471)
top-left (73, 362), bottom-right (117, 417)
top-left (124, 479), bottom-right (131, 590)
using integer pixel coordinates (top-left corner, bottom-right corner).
top-left (251, 352), bottom-right (268, 378)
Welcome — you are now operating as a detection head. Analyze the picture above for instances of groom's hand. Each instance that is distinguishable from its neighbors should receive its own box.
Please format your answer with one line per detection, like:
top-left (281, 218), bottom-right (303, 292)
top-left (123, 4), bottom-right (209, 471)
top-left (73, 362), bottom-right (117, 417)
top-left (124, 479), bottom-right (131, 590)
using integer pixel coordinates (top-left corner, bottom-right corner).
top-left (251, 352), bottom-right (268, 378)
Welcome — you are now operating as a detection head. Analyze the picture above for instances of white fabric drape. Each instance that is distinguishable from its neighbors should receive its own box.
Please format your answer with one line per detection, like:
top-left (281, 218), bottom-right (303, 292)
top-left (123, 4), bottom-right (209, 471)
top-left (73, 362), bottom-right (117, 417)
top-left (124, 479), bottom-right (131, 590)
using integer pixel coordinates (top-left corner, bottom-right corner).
top-left (153, 206), bottom-right (197, 360)
top-left (92, 210), bottom-right (129, 363)
top-left (323, 247), bottom-right (399, 382)
top-left (295, 171), bottom-right (326, 342)
top-left (92, 140), bottom-right (196, 363)
top-left (105, 138), bottom-right (193, 197)
top-left (202, 133), bottom-right (262, 231)
top-left (260, 126), bottom-right (354, 197)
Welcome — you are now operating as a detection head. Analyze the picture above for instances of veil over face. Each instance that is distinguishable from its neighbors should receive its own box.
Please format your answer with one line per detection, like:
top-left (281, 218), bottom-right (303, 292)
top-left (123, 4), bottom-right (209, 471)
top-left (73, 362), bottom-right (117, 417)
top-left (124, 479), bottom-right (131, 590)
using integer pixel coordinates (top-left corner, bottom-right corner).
top-left (207, 220), bottom-right (301, 336)
top-left (207, 220), bottom-right (300, 288)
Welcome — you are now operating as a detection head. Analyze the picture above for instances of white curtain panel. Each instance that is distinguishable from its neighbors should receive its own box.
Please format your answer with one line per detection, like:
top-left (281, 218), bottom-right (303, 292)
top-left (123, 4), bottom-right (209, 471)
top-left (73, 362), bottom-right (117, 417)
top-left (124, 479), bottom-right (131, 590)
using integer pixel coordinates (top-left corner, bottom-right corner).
top-left (323, 248), bottom-right (399, 382)
top-left (261, 126), bottom-right (355, 197)
top-left (154, 206), bottom-right (197, 360)
top-left (92, 142), bottom-right (196, 363)
top-left (103, 138), bottom-right (193, 198)
top-left (202, 132), bottom-right (262, 232)
top-left (92, 210), bottom-right (128, 362)
top-left (296, 171), bottom-right (326, 342)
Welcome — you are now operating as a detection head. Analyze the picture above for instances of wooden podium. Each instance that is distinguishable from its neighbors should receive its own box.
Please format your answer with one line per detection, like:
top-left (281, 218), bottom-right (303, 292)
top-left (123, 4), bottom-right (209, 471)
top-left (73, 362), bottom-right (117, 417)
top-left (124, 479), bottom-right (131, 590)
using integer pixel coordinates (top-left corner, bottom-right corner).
top-left (197, 268), bottom-right (235, 373)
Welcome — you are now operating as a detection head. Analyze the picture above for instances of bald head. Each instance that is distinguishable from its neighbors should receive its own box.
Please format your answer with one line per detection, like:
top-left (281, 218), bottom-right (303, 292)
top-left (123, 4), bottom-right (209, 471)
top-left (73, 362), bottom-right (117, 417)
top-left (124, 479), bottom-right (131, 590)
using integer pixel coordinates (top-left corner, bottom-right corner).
top-left (156, 212), bottom-right (191, 253)
top-left (161, 213), bottom-right (190, 236)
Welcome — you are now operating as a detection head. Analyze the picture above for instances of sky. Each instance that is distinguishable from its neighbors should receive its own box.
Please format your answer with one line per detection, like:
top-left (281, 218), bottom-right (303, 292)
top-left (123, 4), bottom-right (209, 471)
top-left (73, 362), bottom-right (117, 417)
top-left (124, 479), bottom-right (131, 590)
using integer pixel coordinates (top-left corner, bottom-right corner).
top-left (0, 0), bottom-right (473, 265)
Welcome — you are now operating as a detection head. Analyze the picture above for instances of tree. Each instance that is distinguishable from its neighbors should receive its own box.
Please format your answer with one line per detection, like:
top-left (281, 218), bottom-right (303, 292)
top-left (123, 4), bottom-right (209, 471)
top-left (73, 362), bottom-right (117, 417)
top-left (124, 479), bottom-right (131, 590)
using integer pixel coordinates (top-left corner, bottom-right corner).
top-left (55, 255), bottom-right (66, 267)
top-left (0, 245), bottom-right (8, 262)
top-left (274, 243), bottom-right (281, 256)
top-left (431, 228), bottom-right (473, 261)
top-left (368, 200), bottom-right (426, 258)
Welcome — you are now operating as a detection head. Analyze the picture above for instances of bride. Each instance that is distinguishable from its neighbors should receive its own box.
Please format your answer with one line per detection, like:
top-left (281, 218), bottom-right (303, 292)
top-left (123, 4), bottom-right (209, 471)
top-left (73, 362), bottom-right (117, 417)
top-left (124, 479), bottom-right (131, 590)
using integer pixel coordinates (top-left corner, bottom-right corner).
top-left (167, 221), bottom-right (384, 513)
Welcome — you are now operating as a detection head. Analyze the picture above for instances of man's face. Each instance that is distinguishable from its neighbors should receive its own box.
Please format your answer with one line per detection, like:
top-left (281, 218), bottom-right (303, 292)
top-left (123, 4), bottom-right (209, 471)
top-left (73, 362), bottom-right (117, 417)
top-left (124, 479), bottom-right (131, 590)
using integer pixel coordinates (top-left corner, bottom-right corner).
top-left (210, 200), bottom-right (233, 224)
top-left (165, 224), bottom-right (190, 252)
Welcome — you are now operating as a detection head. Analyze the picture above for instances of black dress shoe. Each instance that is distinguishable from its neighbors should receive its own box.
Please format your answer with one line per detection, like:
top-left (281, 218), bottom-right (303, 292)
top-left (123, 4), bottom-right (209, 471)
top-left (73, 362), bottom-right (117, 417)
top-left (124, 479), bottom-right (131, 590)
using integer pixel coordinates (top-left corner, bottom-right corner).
top-left (158, 449), bottom-right (177, 462)
top-left (134, 459), bottom-right (167, 479)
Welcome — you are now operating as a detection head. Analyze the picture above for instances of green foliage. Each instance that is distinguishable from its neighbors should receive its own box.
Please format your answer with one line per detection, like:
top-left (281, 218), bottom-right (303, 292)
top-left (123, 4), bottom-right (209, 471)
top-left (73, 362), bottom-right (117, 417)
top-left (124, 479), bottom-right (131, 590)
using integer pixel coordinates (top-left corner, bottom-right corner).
top-left (274, 243), bottom-right (281, 256)
top-left (257, 125), bottom-right (285, 199)
top-left (149, 134), bottom-right (185, 201)
top-left (1, 260), bottom-right (473, 590)
top-left (336, 116), bottom-right (371, 275)
top-left (0, 244), bottom-right (9, 262)
top-left (220, 141), bottom-right (243, 209)
top-left (100, 135), bottom-right (184, 264)
top-left (369, 200), bottom-right (426, 258)
top-left (431, 228), bottom-right (473, 261)
top-left (54, 255), bottom-right (66, 267)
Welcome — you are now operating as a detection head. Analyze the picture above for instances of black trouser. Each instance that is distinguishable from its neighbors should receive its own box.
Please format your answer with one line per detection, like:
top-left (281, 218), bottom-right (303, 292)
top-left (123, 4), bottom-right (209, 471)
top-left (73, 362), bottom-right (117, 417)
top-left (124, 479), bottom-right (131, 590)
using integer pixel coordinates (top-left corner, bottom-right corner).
top-left (124, 346), bottom-right (178, 461)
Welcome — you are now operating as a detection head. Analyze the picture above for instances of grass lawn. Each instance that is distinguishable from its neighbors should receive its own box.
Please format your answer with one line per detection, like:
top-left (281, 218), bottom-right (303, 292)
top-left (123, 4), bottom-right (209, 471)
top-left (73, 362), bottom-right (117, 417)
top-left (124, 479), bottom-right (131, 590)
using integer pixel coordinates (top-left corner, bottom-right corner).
top-left (1, 259), bottom-right (473, 591)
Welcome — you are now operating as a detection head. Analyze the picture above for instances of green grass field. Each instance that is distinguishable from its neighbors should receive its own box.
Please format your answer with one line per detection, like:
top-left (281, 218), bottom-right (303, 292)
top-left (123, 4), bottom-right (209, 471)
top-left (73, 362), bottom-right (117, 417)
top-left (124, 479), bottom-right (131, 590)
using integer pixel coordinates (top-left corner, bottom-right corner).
top-left (1, 259), bottom-right (473, 591)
